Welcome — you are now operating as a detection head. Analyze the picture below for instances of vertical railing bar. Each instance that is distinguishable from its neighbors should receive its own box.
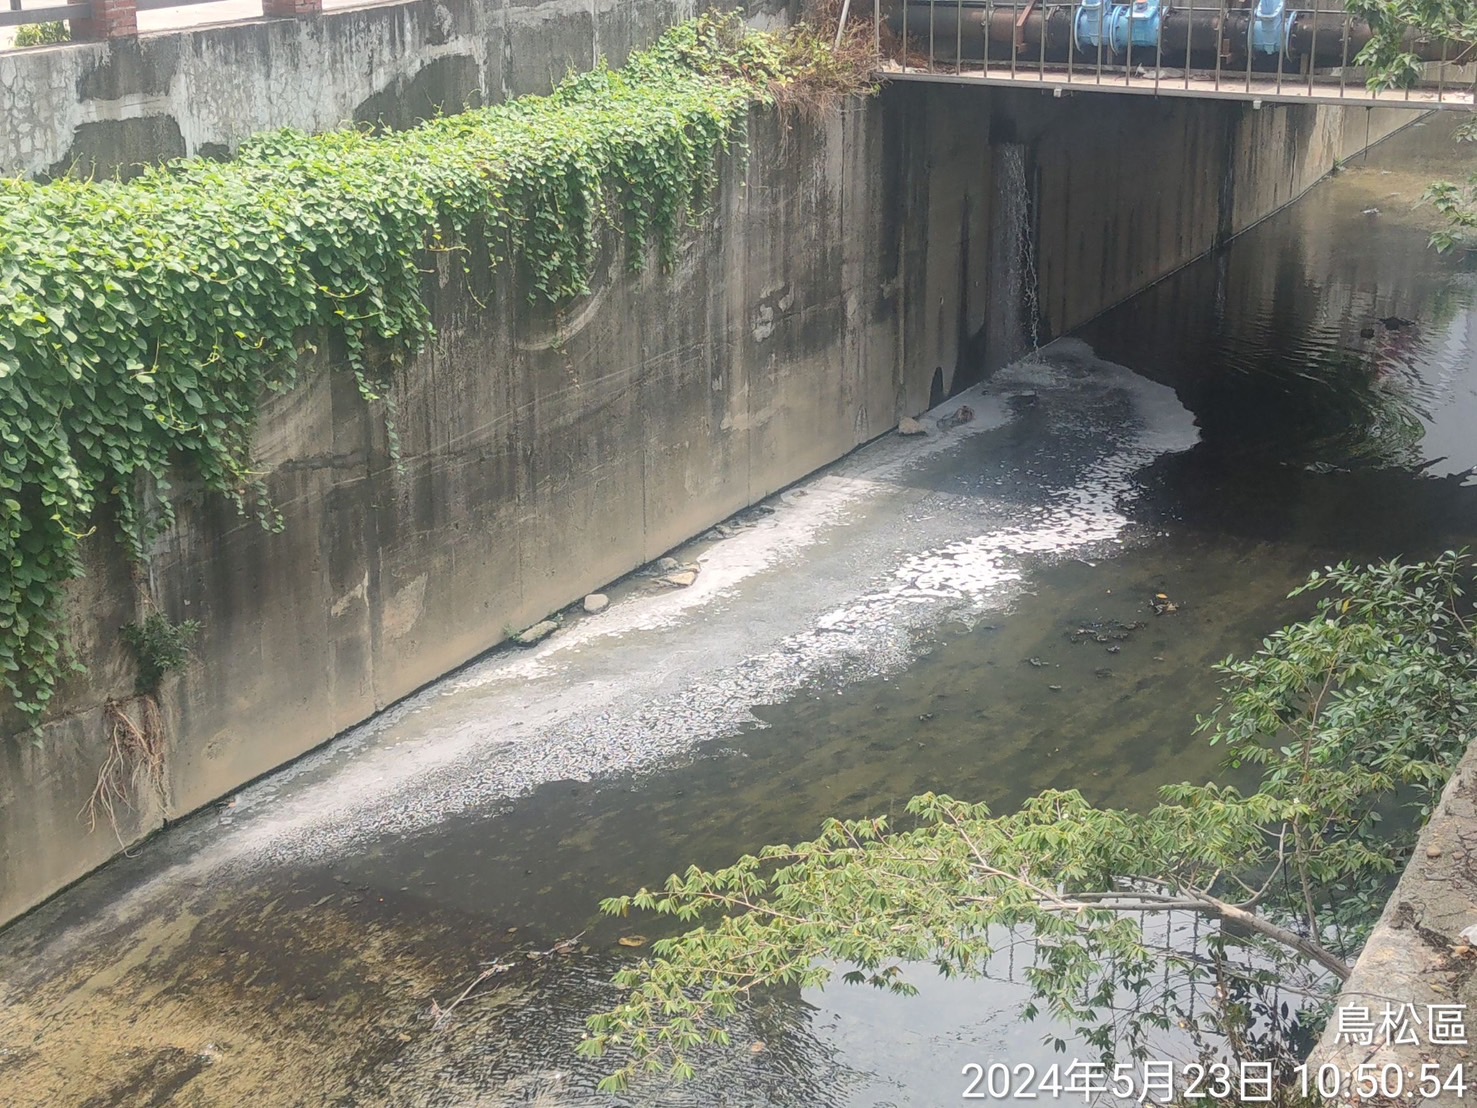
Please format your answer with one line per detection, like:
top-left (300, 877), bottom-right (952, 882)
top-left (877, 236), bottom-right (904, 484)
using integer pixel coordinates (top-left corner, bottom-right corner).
top-left (1096, 0), bottom-right (1104, 84)
top-left (957, 0), bottom-right (963, 74)
top-left (982, 6), bottom-right (989, 76)
top-left (1404, 17), bottom-right (1414, 103)
top-left (1306, 6), bottom-right (1317, 97)
top-left (1127, 0), bottom-right (1136, 87)
top-left (1041, 0), bottom-right (1048, 82)
top-left (929, 0), bottom-right (936, 72)
top-left (1245, 0), bottom-right (1254, 93)
top-left (1033, 0), bottom-right (1045, 82)
top-left (1010, 0), bottom-right (1019, 81)
top-left (1153, 0), bottom-right (1163, 93)
top-left (1213, 0), bottom-right (1224, 94)
top-left (986, 0), bottom-right (998, 76)
top-left (1068, 0), bottom-right (1077, 84)
top-left (1275, 3), bottom-right (1285, 96)
top-left (1338, 7), bottom-right (1349, 99)
top-left (901, 0), bottom-right (909, 74)
top-left (900, 42), bottom-right (906, 72)
top-left (1437, 34), bottom-right (1448, 104)
top-left (874, 0), bottom-right (881, 60)
top-left (986, 0), bottom-right (994, 75)
top-left (1184, 0), bottom-right (1194, 89)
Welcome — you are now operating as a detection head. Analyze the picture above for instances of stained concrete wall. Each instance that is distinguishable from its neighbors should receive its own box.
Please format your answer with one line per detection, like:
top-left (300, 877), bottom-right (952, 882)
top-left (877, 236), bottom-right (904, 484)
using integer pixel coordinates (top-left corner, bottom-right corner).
top-left (0, 0), bottom-right (812, 180)
top-left (0, 72), bottom-right (1411, 924)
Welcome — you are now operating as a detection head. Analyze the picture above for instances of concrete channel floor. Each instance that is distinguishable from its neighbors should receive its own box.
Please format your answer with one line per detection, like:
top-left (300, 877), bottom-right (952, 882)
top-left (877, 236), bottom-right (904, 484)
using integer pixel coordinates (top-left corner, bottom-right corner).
top-left (0, 349), bottom-right (1232, 1105)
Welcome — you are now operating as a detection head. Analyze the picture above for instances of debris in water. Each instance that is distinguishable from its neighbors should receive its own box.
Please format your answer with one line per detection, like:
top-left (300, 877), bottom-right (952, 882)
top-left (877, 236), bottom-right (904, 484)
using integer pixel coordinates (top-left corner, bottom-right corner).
top-left (1362, 207), bottom-right (1381, 216)
top-left (434, 933), bottom-right (584, 1028)
top-left (1070, 619), bottom-right (1144, 644)
top-left (935, 405), bottom-right (976, 431)
top-left (618, 935), bottom-right (648, 948)
top-left (1150, 593), bottom-right (1180, 616)
top-left (1026, 656), bottom-right (1046, 667)
top-left (513, 619), bottom-right (560, 646)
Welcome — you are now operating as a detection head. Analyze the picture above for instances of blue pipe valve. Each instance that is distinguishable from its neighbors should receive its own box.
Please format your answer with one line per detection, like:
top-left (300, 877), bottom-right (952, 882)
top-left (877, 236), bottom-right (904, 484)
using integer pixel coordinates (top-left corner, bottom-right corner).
top-left (1249, 0), bottom-right (1298, 57)
top-left (1074, 0), bottom-right (1164, 55)
top-left (1075, 0), bottom-right (1298, 59)
top-left (1073, 0), bottom-right (1111, 53)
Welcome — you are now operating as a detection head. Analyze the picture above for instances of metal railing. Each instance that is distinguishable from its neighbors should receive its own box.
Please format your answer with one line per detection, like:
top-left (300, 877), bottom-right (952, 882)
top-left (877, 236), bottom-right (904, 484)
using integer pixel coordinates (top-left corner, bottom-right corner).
top-left (2, 0), bottom-right (90, 30)
top-left (856, 0), bottom-right (1476, 109)
top-left (3, 0), bottom-right (317, 44)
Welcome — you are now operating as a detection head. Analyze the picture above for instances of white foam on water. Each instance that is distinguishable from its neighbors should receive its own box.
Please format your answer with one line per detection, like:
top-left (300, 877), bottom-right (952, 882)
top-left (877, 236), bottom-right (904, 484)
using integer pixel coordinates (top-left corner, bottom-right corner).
top-left (44, 340), bottom-right (1200, 919)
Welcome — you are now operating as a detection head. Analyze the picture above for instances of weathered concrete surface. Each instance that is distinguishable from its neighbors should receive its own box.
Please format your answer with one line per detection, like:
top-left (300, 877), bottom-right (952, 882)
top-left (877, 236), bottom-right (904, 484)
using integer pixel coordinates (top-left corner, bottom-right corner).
top-left (0, 85), bottom-right (1410, 926)
top-left (1310, 748), bottom-right (1477, 1106)
top-left (1, 0), bottom-right (798, 180)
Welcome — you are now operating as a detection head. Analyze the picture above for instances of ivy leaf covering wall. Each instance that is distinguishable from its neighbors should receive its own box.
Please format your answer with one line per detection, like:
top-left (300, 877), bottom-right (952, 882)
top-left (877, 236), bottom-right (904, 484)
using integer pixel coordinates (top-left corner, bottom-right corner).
top-left (0, 15), bottom-right (838, 724)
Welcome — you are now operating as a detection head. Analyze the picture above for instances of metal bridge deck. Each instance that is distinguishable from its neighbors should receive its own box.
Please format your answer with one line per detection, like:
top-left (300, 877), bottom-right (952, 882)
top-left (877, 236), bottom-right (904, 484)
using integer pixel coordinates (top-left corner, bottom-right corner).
top-left (881, 62), bottom-right (1475, 111)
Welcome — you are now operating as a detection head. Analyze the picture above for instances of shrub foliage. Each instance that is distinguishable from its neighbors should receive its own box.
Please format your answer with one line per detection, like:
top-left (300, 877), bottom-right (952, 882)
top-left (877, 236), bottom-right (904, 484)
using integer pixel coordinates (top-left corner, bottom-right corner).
top-left (0, 15), bottom-right (865, 723)
top-left (583, 556), bottom-right (1477, 1092)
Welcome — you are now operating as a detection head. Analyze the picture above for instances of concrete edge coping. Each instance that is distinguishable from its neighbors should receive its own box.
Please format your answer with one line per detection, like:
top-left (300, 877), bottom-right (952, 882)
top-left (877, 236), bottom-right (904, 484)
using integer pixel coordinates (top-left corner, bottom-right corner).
top-left (1308, 741), bottom-right (1477, 1105)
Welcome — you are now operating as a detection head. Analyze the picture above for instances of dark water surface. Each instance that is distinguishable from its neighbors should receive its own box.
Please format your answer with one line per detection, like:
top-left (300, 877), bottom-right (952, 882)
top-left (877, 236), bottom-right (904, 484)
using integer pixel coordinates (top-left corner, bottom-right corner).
top-left (2, 117), bottom-right (1476, 1108)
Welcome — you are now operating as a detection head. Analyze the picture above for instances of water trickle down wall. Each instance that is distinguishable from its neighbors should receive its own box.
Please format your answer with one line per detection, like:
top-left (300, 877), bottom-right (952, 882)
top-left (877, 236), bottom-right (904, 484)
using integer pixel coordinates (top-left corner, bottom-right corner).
top-left (0, 38), bottom-right (1417, 925)
top-left (988, 142), bottom-right (1042, 374)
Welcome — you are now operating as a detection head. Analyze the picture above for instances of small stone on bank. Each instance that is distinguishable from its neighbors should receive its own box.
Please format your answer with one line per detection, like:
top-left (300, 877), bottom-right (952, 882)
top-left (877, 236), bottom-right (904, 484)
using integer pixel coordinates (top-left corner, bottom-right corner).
top-left (659, 570), bottom-right (699, 588)
top-left (897, 416), bottom-right (926, 436)
top-left (583, 593), bottom-right (609, 614)
top-left (514, 620), bottom-right (559, 646)
top-left (656, 556), bottom-right (681, 572)
top-left (1427, 845), bottom-right (1444, 859)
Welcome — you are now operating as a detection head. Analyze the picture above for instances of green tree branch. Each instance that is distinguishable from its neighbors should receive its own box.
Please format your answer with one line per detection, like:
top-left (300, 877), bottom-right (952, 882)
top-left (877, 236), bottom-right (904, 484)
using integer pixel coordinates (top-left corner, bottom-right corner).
top-left (581, 554), bottom-right (1477, 1093)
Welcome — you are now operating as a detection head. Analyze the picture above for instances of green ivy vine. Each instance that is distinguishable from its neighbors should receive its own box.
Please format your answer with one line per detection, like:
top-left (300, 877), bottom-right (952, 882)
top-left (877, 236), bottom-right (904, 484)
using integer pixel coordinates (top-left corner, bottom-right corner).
top-left (0, 15), bottom-right (835, 724)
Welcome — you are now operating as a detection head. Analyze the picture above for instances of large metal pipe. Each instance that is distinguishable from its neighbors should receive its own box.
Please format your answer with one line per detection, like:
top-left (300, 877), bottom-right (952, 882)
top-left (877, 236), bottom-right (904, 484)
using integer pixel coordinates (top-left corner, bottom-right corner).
top-left (898, 0), bottom-right (1466, 67)
top-left (1284, 14), bottom-right (1457, 64)
top-left (896, 3), bottom-right (1223, 64)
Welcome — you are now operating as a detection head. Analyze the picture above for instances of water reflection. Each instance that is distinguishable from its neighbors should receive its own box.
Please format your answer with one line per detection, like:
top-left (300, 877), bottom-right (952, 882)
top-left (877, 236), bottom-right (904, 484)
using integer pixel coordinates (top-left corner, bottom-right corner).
top-left (1084, 114), bottom-right (1477, 476)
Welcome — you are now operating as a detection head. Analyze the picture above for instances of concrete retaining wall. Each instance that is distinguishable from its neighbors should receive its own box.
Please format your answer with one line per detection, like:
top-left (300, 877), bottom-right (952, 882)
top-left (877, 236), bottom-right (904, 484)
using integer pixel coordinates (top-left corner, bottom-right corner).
top-left (1310, 743), bottom-right (1477, 1103)
top-left (0, 0), bottom-right (795, 181)
top-left (0, 62), bottom-right (1410, 924)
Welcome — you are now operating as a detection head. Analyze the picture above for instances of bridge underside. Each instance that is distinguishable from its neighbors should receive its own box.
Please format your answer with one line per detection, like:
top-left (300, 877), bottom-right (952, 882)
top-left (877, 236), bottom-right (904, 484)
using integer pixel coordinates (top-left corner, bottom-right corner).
top-left (882, 62), bottom-right (1474, 110)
